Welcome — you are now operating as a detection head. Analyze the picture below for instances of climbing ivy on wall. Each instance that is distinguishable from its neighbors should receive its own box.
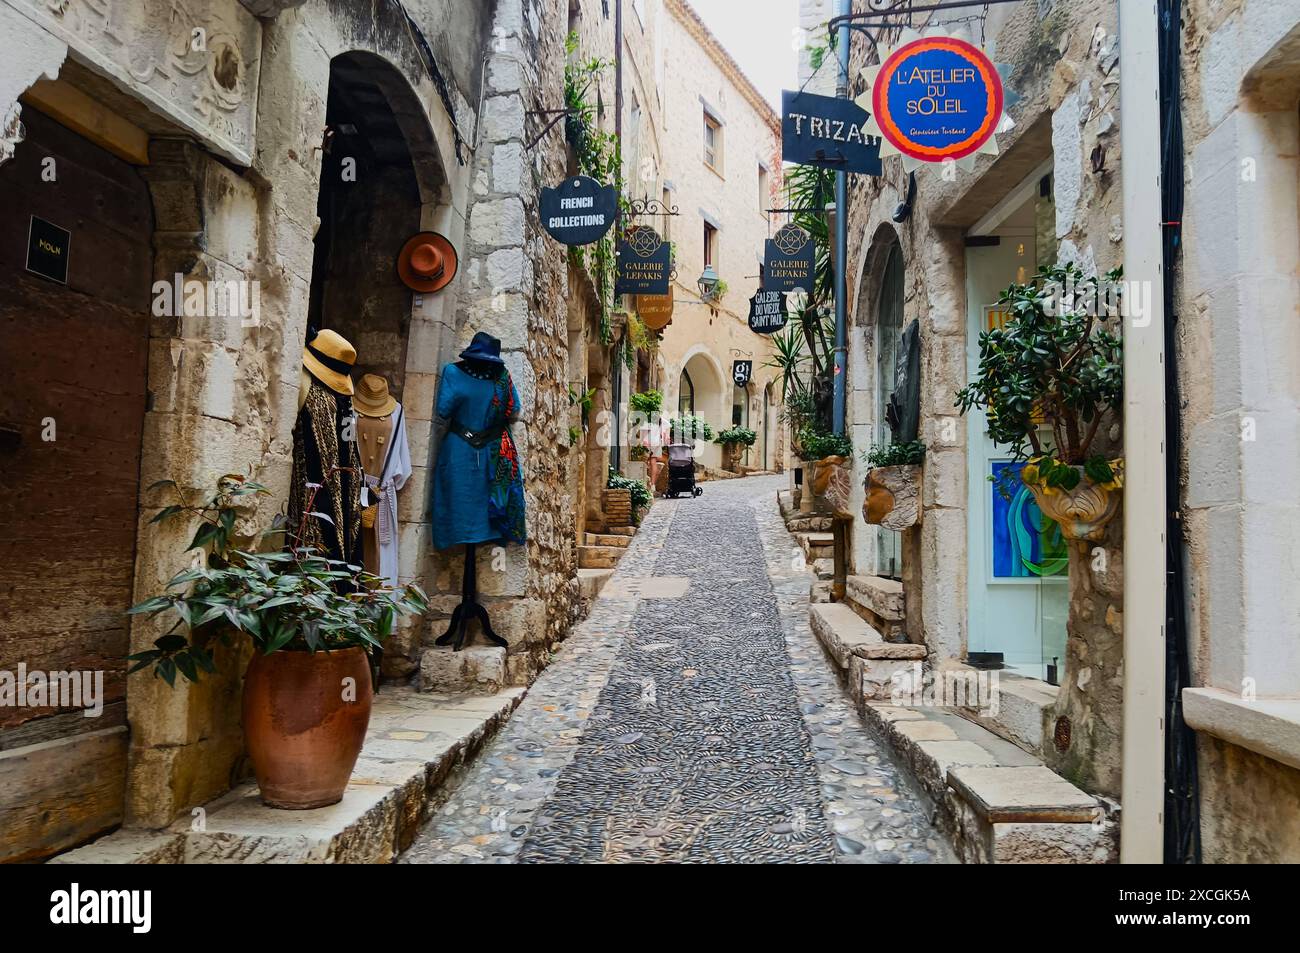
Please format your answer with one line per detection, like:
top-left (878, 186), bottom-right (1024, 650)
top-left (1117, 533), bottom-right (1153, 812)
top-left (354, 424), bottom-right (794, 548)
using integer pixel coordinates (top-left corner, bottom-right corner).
top-left (564, 32), bottom-right (625, 345)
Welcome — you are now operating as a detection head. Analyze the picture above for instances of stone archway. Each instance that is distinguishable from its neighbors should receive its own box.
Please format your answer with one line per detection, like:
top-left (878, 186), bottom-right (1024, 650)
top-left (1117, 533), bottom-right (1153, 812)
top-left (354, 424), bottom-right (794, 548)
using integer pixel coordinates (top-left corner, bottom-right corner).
top-left (677, 348), bottom-right (726, 469)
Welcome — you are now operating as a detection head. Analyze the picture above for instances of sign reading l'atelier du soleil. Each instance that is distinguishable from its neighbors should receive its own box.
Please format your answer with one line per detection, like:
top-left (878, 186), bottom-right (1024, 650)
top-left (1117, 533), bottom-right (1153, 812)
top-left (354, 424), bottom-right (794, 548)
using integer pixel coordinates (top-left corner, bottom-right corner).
top-left (782, 89), bottom-right (882, 175)
top-left (615, 226), bottom-right (671, 297)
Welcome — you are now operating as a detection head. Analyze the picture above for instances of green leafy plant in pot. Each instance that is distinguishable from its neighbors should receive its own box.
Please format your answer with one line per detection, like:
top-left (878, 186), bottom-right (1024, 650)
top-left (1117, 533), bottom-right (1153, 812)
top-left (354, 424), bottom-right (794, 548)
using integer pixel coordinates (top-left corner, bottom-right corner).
top-left (715, 425), bottom-right (757, 472)
top-left (955, 263), bottom-right (1125, 542)
top-left (128, 473), bottom-right (428, 809)
top-left (862, 440), bottom-right (925, 529)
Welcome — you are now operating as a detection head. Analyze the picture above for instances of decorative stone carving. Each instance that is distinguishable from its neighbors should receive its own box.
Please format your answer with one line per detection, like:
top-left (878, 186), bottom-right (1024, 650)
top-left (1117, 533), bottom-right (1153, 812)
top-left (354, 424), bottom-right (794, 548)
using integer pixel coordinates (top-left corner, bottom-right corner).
top-left (9, 0), bottom-right (261, 164)
top-left (864, 464), bottom-right (922, 531)
top-left (1024, 468), bottom-right (1122, 542)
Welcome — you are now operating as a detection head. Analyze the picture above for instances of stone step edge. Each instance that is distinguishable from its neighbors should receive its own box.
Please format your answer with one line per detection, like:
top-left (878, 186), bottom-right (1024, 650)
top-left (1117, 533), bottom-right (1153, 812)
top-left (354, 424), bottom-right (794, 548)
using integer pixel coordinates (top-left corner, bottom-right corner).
top-left (809, 602), bottom-right (926, 669)
top-left (860, 701), bottom-right (1117, 863)
top-left (49, 689), bottom-right (527, 865)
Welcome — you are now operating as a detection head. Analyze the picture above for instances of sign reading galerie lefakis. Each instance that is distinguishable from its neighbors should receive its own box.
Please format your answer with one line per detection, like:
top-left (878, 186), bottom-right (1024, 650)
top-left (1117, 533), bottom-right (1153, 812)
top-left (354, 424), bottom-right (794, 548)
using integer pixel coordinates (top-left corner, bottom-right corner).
top-left (616, 225), bottom-right (671, 296)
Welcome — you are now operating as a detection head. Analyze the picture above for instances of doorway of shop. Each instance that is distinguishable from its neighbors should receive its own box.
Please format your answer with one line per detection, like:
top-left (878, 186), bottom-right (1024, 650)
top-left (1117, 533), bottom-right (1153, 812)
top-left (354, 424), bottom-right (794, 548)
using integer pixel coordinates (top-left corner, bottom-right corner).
top-left (964, 172), bottom-right (1067, 682)
top-left (0, 105), bottom-right (152, 860)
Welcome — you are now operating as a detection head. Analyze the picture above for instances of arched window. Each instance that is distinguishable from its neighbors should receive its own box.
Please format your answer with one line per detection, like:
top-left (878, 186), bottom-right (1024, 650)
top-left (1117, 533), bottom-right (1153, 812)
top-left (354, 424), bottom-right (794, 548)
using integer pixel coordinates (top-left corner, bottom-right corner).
top-left (678, 368), bottom-right (695, 415)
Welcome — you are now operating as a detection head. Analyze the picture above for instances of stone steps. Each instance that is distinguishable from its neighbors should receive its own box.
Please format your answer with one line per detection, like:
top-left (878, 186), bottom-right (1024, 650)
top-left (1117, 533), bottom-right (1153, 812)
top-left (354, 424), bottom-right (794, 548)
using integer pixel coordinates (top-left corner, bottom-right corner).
top-left (584, 532), bottom-right (631, 548)
top-left (578, 567), bottom-right (614, 601)
top-left (862, 701), bottom-right (1116, 863)
top-left (808, 602), bottom-right (1114, 862)
top-left (797, 531), bottom-right (835, 562)
top-left (578, 544), bottom-right (624, 570)
top-left (49, 688), bottom-right (526, 864)
top-left (844, 574), bottom-right (906, 641)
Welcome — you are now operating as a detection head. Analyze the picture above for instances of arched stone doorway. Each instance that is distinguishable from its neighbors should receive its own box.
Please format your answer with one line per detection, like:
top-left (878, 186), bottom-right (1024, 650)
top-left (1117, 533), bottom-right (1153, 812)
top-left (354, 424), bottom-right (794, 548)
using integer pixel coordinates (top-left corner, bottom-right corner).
top-left (678, 349), bottom-right (725, 469)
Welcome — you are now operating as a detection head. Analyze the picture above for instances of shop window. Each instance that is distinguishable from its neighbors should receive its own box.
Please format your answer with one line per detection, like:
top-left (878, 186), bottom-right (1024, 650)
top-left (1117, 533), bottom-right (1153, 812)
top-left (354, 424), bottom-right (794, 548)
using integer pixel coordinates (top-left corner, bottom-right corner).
top-left (679, 368), bottom-right (695, 415)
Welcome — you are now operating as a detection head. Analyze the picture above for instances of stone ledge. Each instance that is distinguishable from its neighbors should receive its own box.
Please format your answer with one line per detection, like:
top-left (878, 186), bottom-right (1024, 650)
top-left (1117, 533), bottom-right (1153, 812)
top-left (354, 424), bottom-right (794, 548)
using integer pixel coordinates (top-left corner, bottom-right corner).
top-left (957, 670), bottom-right (1058, 754)
top-left (845, 574), bottom-right (906, 622)
top-left (578, 567), bottom-right (614, 601)
top-left (420, 646), bottom-right (506, 694)
top-left (947, 765), bottom-right (1099, 824)
top-left (50, 688), bottom-right (525, 864)
top-left (1183, 688), bottom-right (1300, 771)
top-left (810, 603), bottom-right (925, 665)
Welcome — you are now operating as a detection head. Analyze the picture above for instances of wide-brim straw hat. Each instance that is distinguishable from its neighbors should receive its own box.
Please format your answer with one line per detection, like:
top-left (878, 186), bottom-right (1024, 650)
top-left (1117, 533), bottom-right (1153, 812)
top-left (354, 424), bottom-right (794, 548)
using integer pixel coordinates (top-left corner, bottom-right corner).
top-left (396, 231), bottom-right (458, 293)
top-left (303, 328), bottom-right (357, 396)
top-left (353, 373), bottom-right (398, 417)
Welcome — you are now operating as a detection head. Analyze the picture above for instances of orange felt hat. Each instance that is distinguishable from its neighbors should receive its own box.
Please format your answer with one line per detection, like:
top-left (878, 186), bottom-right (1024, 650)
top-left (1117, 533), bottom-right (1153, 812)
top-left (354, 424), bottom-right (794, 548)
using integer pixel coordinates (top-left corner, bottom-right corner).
top-left (396, 231), bottom-right (458, 293)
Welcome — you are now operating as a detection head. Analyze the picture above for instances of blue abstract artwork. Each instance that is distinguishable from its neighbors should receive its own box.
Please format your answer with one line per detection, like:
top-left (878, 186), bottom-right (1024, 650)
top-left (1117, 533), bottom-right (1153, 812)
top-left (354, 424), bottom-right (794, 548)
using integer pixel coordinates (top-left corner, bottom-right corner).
top-left (991, 461), bottom-right (1067, 578)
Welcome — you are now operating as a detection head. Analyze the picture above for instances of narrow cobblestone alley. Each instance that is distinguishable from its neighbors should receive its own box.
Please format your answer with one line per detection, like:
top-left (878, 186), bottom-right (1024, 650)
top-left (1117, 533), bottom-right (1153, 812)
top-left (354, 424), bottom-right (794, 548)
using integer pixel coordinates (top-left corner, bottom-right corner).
top-left (402, 476), bottom-right (954, 864)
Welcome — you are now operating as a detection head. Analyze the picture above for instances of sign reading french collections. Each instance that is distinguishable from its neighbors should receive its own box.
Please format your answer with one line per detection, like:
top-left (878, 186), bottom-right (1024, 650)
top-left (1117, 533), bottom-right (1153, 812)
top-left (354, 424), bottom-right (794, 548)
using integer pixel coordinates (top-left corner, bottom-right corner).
top-left (782, 90), bottom-right (881, 175)
top-left (747, 289), bottom-right (788, 334)
top-left (540, 175), bottom-right (617, 246)
top-left (615, 225), bottom-right (671, 296)
top-left (763, 223), bottom-right (815, 294)
top-left (861, 31), bottom-right (1008, 169)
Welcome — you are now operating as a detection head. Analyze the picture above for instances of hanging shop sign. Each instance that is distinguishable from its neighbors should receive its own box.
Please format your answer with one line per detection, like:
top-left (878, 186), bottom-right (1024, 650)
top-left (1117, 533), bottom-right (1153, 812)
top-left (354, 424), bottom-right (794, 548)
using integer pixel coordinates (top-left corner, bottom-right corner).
top-left (637, 286), bottom-right (674, 331)
top-left (747, 289), bottom-right (788, 334)
top-left (781, 89), bottom-right (881, 175)
top-left (615, 225), bottom-right (671, 296)
top-left (763, 223), bottom-right (816, 294)
top-left (733, 360), bottom-right (753, 386)
top-left (861, 30), bottom-right (1011, 171)
top-left (26, 216), bottom-right (70, 285)
top-left (540, 175), bottom-right (618, 246)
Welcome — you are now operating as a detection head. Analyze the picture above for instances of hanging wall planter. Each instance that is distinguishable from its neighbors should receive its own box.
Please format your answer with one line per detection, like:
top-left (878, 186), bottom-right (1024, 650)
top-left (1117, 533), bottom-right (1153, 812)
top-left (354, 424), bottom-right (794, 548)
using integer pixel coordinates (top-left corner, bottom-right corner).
top-left (1022, 459), bottom-right (1124, 542)
top-left (864, 464), bottom-right (923, 530)
top-left (811, 454), bottom-right (855, 520)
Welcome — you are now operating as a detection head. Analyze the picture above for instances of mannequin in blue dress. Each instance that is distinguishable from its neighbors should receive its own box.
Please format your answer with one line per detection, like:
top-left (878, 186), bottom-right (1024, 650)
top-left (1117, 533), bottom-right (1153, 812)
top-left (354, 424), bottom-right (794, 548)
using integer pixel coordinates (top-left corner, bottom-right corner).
top-left (429, 332), bottom-right (526, 650)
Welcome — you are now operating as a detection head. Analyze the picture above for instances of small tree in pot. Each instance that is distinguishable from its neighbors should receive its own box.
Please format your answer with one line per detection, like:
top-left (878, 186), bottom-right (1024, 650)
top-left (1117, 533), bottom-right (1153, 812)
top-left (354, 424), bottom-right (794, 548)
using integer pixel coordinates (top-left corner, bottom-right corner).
top-left (955, 263), bottom-right (1125, 541)
top-left (128, 474), bottom-right (428, 809)
top-left (715, 425), bottom-right (757, 472)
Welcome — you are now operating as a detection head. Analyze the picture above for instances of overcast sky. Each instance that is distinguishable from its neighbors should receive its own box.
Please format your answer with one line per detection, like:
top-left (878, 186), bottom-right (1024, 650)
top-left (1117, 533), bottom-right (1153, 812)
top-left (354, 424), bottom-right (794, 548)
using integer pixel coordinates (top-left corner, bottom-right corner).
top-left (686, 0), bottom-right (799, 112)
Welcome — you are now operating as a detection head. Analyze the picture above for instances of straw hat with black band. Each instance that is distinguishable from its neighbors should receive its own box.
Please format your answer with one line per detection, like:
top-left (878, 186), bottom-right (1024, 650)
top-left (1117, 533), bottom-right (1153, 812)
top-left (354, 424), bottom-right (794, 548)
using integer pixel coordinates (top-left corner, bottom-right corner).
top-left (302, 329), bottom-right (357, 396)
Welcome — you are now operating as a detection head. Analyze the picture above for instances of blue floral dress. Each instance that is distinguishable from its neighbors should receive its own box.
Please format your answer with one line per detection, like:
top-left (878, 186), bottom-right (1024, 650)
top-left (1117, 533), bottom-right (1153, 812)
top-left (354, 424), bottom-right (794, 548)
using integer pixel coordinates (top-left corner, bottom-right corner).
top-left (430, 363), bottom-right (527, 551)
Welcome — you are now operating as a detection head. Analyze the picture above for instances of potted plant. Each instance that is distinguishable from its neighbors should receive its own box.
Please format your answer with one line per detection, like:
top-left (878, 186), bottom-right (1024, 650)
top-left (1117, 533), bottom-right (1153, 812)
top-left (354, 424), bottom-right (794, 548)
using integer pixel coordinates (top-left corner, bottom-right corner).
top-left (127, 474), bottom-right (428, 809)
top-left (956, 263), bottom-right (1125, 541)
top-left (798, 426), bottom-right (854, 519)
top-left (715, 425), bottom-right (757, 472)
top-left (862, 439), bottom-right (925, 530)
top-left (606, 468), bottom-right (651, 525)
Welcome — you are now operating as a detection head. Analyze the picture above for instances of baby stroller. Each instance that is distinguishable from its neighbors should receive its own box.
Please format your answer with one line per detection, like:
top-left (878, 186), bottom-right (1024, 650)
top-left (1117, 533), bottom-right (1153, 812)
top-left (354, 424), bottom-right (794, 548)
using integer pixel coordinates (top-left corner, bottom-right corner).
top-left (664, 443), bottom-right (703, 498)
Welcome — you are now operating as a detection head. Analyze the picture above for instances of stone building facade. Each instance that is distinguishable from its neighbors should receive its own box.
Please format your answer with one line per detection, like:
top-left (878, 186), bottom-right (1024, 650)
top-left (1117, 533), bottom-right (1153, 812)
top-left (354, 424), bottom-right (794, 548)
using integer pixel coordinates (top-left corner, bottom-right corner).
top-left (834, 0), bottom-right (1300, 861)
top-left (0, 0), bottom-right (578, 861)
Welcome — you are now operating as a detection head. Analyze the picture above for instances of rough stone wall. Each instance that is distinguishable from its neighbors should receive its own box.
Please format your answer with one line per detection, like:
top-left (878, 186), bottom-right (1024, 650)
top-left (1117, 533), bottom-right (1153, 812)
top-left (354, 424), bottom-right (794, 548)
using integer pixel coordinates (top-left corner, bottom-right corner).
top-left (1175, 0), bottom-right (1300, 860)
top-left (842, 0), bottom-right (1125, 797)
top-left (447, 0), bottom-right (580, 685)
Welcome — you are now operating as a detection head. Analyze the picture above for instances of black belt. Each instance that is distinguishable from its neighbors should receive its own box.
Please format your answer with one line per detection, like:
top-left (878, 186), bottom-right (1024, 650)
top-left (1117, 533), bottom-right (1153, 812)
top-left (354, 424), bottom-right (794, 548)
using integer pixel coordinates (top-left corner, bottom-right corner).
top-left (452, 420), bottom-right (506, 449)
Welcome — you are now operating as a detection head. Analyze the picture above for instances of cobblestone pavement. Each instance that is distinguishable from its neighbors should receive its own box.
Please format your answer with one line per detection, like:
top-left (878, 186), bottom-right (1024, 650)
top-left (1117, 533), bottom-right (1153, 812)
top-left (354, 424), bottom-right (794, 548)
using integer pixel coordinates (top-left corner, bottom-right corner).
top-left (401, 475), bottom-right (954, 864)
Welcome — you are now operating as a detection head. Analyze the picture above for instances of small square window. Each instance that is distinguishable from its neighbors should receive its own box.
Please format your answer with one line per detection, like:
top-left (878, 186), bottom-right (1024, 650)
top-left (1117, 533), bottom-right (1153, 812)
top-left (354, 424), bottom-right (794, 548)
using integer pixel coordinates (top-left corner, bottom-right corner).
top-left (703, 112), bottom-right (722, 172)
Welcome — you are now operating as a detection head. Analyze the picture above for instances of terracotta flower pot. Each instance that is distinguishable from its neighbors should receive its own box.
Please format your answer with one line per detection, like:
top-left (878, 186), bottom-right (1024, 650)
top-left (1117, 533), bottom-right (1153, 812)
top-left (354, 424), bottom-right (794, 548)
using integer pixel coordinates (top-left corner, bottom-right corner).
top-left (863, 464), bottom-right (923, 530)
top-left (1023, 465), bottom-right (1122, 542)
top-left (241, 646), bottom-right (373, 809)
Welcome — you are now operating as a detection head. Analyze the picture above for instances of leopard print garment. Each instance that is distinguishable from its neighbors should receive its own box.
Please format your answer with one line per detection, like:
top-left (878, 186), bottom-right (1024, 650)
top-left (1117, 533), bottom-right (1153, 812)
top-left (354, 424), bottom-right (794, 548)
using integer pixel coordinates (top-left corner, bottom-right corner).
top-left (289, 378), bottom-right (362, 563)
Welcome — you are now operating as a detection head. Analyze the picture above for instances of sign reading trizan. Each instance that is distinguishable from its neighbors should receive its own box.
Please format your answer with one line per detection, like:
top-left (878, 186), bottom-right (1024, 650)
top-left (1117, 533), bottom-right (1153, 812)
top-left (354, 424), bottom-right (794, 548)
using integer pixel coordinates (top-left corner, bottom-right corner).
top-left (782, 90), bottom-right (882, 175)
top-left (871, 36), bottom-right (1004, 163)
top-left (616, 226), bottom-right (671, 296)
top-left (748, 290), bottom-right (788, 334)
top-left (540, 175), bottom-right (617, 245)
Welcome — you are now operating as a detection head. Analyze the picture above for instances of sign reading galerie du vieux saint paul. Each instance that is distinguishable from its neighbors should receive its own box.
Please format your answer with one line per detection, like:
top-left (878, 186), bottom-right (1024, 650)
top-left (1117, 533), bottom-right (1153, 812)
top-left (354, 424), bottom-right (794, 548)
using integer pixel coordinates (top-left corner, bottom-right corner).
top-left (748, 289), bottom-right (788, 334)
top-left (782, 89), bottom-right (881, 175)
top-left (540, 175), bottom-right (618, 246)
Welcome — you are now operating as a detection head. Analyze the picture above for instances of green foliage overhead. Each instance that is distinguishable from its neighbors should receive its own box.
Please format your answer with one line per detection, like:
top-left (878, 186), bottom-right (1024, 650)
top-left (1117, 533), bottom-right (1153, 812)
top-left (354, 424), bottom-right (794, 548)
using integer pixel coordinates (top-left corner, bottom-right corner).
top-left (629, 390), bottom-right (663, 415)
top-left (669, 415), bottom-right (714, 443)
top-left (956, 263), bottom-right (1123, 465)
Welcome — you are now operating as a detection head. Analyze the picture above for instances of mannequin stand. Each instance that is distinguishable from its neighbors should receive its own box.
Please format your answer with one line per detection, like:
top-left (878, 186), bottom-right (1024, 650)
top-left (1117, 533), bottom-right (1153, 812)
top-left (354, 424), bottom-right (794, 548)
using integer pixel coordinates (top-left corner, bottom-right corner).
top-left (436, 543), bottom-right (508, 651)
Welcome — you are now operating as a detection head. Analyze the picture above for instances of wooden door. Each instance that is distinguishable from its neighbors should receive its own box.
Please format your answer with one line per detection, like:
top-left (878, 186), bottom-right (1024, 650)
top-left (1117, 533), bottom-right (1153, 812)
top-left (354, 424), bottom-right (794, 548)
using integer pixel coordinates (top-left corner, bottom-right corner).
top-left (0, 107), bottom-right (152, 861)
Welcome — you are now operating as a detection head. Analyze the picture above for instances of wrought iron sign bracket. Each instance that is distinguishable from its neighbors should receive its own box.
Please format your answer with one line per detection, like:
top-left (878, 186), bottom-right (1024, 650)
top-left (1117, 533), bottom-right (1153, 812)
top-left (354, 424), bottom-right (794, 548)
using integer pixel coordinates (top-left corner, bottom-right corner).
top-left (627, 197), bottom-right (680, 218)
top-left (524, 108), bottom-right (573, 152)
